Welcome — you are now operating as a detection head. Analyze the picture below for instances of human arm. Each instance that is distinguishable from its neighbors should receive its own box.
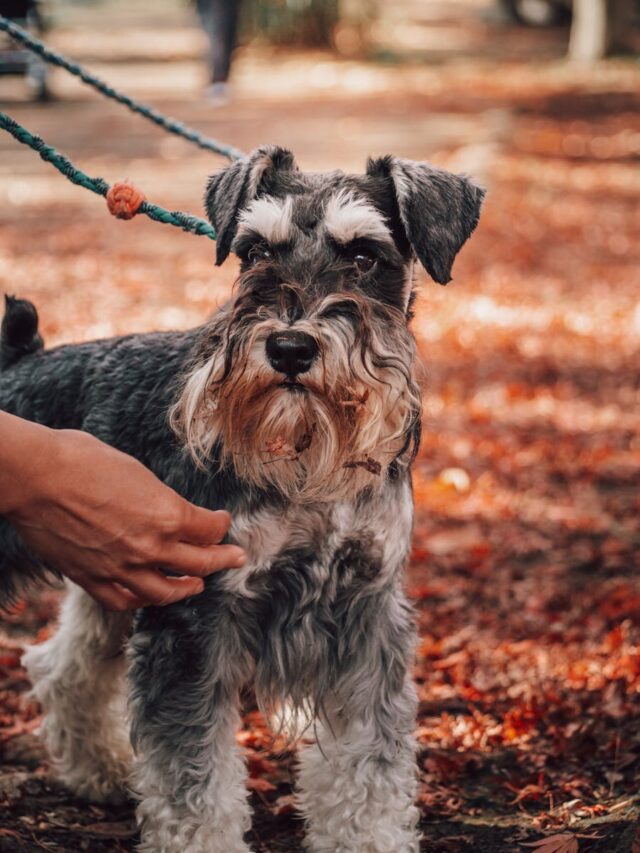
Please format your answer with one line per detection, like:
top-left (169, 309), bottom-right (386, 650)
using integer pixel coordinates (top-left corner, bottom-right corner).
top-left (0, 411), bottom-right (245, 610)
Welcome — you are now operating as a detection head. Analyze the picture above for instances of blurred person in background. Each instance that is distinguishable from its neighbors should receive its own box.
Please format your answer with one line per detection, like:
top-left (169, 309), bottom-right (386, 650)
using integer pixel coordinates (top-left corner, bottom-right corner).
top-left (196, 0), bottom-right (241, 105)
top-left (0, 0), bottom-right (49, 100)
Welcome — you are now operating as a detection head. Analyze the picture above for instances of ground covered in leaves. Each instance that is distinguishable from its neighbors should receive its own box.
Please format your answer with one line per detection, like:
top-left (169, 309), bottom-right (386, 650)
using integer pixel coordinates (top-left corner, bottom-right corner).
top-left (1, 1), bottom-right (640, 851)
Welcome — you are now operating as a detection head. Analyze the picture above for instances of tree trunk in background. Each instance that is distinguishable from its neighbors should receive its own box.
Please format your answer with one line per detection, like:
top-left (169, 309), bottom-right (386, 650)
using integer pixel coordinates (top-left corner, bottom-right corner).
top-left (568, 0), bottom-right (633, 61)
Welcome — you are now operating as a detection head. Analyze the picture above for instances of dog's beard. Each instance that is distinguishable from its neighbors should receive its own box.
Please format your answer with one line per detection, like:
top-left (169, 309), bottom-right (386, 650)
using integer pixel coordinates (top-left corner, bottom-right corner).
top-left (170, 299), bottom-right (420, 503)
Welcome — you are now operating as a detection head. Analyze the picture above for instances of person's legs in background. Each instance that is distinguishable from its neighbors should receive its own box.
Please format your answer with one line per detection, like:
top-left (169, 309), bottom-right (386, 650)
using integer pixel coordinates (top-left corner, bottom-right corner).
top-left (196, 0), bottom-right (241, 105)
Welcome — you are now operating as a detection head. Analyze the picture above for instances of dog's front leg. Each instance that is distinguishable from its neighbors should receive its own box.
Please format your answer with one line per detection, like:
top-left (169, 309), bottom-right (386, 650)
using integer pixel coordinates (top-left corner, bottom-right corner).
top-left (297, 584), bottom-right (420, 853)
top-left (128, 606), bottom-right (252, 853)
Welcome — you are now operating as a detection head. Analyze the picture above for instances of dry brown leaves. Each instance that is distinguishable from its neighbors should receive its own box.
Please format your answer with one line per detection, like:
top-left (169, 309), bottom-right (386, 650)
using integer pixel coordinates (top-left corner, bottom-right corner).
top-left (264, 424), bottom-right (317, 463)
top-left (339, 387), bottom-right (370, 414)
top-left (342, 455), bottom-right (382, 476)
top-left (524, 832), bottom-right (602, 853)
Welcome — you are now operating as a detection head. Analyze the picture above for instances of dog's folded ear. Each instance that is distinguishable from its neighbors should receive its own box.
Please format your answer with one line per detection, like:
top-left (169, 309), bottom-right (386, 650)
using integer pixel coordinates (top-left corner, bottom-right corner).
top-left (206, 145), bottom-right (298, 265)
top-left (367, 156), bottom-right (485, 285)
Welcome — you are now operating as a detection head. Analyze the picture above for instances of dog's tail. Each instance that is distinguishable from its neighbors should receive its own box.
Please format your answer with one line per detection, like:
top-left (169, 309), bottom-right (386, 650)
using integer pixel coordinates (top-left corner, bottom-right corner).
top-left (1, 295), bottom-right (44, 369)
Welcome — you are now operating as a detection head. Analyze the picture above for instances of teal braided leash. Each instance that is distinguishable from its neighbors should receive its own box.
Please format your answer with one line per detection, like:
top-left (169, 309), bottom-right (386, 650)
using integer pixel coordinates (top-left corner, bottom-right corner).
top-left (0, 15), bottom-right (244, 161)
top-left (0, 113), bottom-right (217, 241)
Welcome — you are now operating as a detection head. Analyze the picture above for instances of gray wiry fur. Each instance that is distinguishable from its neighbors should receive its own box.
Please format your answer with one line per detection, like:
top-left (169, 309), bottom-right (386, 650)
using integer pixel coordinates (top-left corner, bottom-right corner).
top-left (367, 155), bottom-right (485, 285)
top-left (0, 146), bottom-right (484, 852)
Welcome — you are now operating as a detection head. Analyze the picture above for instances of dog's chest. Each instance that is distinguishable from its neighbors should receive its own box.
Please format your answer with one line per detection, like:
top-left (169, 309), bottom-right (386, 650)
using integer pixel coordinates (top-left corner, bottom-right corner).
top-left (222, 482), bottom-right (413, 597)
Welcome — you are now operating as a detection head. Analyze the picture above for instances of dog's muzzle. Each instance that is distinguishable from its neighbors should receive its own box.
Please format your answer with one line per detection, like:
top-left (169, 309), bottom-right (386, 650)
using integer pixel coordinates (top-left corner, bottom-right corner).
top-left (266, 330), bottom-right (318, 378)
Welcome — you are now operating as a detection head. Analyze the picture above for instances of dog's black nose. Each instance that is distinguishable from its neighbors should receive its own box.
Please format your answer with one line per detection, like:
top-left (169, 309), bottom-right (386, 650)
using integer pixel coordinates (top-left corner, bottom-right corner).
top-left (266, 331), bottom-right (318, 377)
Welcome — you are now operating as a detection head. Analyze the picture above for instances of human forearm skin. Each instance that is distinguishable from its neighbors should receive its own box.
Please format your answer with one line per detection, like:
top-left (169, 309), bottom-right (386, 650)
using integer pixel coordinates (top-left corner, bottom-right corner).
top-left (0, 410), bottom-right (59, 516)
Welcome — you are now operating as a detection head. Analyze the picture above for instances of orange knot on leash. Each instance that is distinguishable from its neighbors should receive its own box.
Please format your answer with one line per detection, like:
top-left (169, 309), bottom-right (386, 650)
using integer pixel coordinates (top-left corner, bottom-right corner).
top-left (106, 181), bottom-right (145, 220)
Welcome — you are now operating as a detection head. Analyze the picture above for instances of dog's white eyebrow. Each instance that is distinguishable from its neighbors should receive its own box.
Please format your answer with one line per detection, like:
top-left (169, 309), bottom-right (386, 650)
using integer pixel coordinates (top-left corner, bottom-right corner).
top-left (237, 196), bottom-right (293, 244)
top-left (324, 190), bottom-right (393, 245)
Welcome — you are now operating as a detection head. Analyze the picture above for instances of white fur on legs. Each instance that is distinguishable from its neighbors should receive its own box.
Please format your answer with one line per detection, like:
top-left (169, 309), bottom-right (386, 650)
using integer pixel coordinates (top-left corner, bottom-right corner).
top-left (131, 705), bottom-right (251, 853)
top-left (22, 582), bottom-right (132, 803)
top-left (297, 681), bottom-right (420, 853)
top-left (128, 626), bottom-right (252, 853)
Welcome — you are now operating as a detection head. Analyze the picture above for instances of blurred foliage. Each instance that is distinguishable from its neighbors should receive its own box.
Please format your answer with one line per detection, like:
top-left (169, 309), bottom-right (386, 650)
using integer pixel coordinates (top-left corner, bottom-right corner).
top-left (241, 0), bottom-right (340, 47)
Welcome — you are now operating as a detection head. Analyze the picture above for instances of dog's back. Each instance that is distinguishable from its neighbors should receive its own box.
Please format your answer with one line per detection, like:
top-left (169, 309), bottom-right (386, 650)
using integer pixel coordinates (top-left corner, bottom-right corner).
top-left (0, 295), bottom-right (89, 434)
top-left (0, 295), bottom-right (191, 429)
top-left (0, 296), bottom-right (206, 603)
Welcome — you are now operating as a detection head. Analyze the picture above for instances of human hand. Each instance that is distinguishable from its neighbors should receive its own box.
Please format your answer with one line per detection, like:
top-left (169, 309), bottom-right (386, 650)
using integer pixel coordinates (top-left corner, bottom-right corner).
top-left (3, 424), bottom-right (245, 610)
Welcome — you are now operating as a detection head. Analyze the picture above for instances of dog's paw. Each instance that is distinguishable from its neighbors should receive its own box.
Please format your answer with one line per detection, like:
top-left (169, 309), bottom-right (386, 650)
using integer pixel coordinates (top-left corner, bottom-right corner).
top-left (137, 826), bottom-right (252, 853)
top-left (63, 772), bottom-right (130, 805)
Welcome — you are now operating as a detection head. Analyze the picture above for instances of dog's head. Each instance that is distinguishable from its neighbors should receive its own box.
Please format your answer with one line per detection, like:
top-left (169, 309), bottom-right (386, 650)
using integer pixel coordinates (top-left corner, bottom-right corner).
top-left (171, 146), bottom-right (484, 502)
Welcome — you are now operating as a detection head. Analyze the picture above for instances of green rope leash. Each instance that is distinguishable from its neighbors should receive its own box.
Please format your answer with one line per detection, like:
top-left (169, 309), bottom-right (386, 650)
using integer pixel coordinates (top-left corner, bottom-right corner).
top-left (0, 15), bottom-right (244, 161)
top-left (0, 113), bottom-right (217, 241)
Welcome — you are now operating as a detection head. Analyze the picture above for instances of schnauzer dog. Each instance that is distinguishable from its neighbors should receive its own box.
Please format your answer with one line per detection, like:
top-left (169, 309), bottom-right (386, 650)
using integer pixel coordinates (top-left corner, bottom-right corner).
top-left (0, 146), bottom-right (484, 853)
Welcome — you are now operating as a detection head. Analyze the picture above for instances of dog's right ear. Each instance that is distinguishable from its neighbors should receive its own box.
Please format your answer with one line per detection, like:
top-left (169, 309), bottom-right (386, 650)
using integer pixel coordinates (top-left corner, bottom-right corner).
top-left (205, 145), bottom-right (298, 265)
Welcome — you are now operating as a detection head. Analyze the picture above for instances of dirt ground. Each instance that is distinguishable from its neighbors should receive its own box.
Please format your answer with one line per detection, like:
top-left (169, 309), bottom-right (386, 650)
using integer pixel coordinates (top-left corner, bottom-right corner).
top-left (1, 1), bottom-right (640, 851)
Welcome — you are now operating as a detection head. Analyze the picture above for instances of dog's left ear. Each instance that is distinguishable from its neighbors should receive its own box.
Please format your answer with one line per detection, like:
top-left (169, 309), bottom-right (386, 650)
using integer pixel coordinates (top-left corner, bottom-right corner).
top-left (206, 145), bottom-right (298, 265)
top-left (367, 156), bottom-right (485, 285)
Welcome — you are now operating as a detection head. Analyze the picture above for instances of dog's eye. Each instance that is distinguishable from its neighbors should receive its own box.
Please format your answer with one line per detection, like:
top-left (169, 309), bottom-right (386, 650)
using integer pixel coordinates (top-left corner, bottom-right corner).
top-left (354, 253), bottom-right (375, 273)
top-left (249, 245), bottom-right (273, 265)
